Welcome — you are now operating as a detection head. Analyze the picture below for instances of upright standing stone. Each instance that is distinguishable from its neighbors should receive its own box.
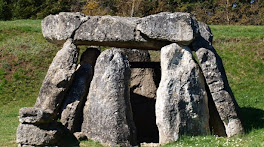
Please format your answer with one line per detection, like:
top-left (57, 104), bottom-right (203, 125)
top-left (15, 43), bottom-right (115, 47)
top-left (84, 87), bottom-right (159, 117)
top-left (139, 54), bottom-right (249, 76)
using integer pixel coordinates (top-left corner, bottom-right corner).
top-left (191, 22), bottom-right (244, 137)
top-left (60, 64), bottom-right (93, 133)
top-left (156, 43), bottom-right (210, 145)
top-left (35, 39), bottom-right (79, 115)
top-left (82, 48), bottom-right (137, 146)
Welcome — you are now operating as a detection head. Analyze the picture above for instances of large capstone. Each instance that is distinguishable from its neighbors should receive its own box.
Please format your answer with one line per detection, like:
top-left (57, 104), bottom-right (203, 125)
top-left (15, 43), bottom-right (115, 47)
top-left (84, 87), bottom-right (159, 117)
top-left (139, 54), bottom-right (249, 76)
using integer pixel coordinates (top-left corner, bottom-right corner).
top-left (34, 39), bottom-right (79, 115)
top-left (42, 12), bottom-right (199, 49)
top-left (81, 48), bottom-right (137, 146)
top-left (60, 64), bottom-right (93, 133)
top-left (192, 22), bottom-right (244, 137)
top-left (156, 43), bottom-right (210, 145)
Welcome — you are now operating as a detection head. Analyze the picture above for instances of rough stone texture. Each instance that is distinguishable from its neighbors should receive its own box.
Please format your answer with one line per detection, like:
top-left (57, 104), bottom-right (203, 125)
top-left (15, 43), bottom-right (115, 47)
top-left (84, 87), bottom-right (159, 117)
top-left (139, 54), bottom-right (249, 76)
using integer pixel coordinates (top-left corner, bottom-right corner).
top-left (82, 48), bottom-right (137, 146)
top-left (42, 12), bottom-right (88, 44)
top-left (156, 43), bottom-right (210, 145)
top-left (60, 64), bottom-right (93, 133)
top-left (137, 12), bottom-right (199, 45)
top-left (34, 39), bottom-right (79, 115)
top-left (18, 12), bottom-right (243, 146)
top-left (192, 21), bottom-right (244, 137)
top-left (19, 107), bottom-right (54, 124)
top-left (17, 123), bottom-right (57, 146)
top-left (16, 123), bottom-right (78, 146)
top-left (42, 12), bottom-right (199, 49)
top-left (75, 16), bottom-right (139, 43)
top-left (79, 47), bottom-right (101, 67)
top-left (120, 49), bottom-right (157, 99)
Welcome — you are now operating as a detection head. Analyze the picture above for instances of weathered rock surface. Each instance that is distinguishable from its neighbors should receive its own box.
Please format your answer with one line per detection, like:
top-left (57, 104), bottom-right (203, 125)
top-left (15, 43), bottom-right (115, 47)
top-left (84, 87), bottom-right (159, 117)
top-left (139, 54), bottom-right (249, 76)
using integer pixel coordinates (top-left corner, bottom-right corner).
top-left (34, 39), bottom-right (79, 115)
top-left (156, 43), bottom-right (210, 145)
top-left (42, 12), bottom-right (199, 49)
top-left (192, 22), bottom-right (244, 137)
top-left (82, 48), bottom-right (137, 146)
top-left (137, 12), bottom-right (198, 45)
top-left (74, 15), bottom-right (139, 43)
top-left (16, 123), bottom-right (78, 146)
top-left (60, 64), bottom-right (93, 133)
top-left (19, 107), bottom-right (54, 124)
top-left (42, 12), bottom-right (88, 44)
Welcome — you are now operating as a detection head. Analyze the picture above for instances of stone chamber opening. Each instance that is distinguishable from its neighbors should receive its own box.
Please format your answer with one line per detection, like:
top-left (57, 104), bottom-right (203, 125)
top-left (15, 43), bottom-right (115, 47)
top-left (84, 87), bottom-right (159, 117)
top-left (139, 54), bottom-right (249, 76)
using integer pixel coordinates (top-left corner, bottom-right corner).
top-left (129, 61), bottom-right (161, 143)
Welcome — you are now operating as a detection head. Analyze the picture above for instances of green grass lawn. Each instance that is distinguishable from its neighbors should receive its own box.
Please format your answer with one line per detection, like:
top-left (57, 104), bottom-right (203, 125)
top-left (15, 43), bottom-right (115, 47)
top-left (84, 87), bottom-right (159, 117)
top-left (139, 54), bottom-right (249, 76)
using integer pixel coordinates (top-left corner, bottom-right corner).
top-left (0, 20), bottom-right (263, 146)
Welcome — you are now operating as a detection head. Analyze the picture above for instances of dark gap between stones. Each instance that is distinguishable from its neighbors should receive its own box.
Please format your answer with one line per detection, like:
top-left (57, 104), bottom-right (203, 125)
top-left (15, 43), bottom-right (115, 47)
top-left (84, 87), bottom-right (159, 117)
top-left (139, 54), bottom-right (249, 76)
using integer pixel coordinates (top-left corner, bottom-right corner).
top-left (130, 64), bottom-right (161, 143)
top-left (206, 83), bottom-right (227, 137)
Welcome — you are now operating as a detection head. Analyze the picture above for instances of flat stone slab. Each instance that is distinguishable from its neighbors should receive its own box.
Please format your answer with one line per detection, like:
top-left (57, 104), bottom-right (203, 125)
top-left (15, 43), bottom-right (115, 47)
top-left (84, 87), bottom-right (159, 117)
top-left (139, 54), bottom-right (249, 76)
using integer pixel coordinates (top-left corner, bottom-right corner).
top-left (19, 107), bottom-right (54, 124)
top-left (16, 123), bottom-right (78, 146)
top-left (42, 12), bottom-right (199, 49)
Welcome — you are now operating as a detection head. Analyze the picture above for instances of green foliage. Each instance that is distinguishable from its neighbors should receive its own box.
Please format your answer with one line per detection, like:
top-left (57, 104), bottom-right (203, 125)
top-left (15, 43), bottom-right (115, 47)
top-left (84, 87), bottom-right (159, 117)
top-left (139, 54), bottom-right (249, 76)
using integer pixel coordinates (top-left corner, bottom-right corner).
top-left (0, 0), bottom-right (12, 20)
top-left (13, 0), bottom-right (42, 19)
top-left (0, 0), bottom-right (264, 25)
top-left (81, 0), bottom-right (264, 25)
top-left (35, 0), bottom-right (72, 19)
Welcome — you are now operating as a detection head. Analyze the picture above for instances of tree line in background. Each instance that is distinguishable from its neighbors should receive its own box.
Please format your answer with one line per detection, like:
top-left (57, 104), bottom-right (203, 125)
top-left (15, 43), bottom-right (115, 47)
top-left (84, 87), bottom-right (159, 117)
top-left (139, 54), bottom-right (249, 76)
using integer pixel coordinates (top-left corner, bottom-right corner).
top-left (0, 0), bottom-right (263, 25)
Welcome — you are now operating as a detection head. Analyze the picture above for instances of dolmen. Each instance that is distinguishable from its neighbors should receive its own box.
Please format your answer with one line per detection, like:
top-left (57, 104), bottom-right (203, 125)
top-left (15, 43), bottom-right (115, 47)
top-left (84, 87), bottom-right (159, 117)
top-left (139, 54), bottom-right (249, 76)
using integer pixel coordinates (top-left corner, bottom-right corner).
top-left (17, 12), bottom-right (244, 146)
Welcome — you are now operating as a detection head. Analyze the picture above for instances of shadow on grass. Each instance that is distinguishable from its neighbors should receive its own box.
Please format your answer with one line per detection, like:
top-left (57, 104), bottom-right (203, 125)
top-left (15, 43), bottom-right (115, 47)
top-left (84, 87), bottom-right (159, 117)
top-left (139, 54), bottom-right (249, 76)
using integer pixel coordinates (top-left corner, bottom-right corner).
top-left (240, 107), bottom-right (264, 133)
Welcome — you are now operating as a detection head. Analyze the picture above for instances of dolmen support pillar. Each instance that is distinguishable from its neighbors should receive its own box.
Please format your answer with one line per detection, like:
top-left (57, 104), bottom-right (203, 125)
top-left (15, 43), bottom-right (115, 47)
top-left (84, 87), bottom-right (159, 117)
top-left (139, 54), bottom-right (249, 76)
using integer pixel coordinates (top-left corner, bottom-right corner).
top-left (34, 38), bottom-right (79, 115)
top-left (156, 43), bottom-right (210, 144)
top-left (17, 12), bottom-right (244, 146)
top-left (191, 22), bottom-right (244, 137)
top-left (17, 39), bottom-right (79, 146)
top-left (81, 48), bottom-right (137, 146)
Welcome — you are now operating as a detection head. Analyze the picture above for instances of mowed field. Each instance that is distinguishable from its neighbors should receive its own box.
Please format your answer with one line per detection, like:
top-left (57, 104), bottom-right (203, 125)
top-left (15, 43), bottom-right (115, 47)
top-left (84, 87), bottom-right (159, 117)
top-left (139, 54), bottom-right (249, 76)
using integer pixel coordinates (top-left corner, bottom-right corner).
top-left (0, 20), bottom-right (263, 146)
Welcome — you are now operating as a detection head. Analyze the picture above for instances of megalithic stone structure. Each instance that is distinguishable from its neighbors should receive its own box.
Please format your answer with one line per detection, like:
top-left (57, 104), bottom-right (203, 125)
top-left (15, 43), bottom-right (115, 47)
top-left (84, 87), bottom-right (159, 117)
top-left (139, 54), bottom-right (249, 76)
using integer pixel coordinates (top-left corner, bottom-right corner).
top-left (17, 12), bottom-right (244, 146)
